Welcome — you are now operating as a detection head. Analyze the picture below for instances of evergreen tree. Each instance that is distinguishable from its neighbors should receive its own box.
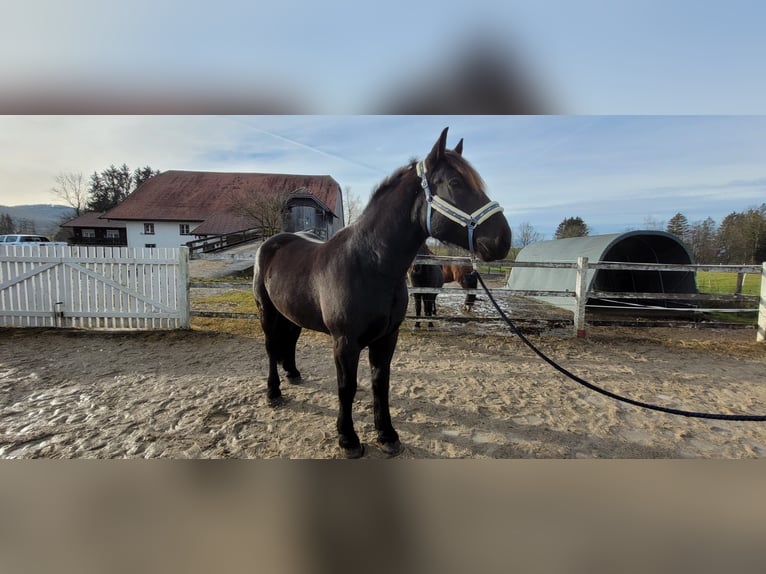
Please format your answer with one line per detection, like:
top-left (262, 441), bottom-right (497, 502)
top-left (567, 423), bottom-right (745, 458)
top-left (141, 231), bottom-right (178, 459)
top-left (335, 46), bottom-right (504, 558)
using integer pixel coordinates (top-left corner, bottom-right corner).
top-left (86, 170), bottom-right (111, 212)
top-left (133, 166), bottom-right (161, 190)
top-left (0, 213), bottom-right (15, 234)
top-left (86, 164), bottom-right (160, 212)
top-left (666, 212), bottom-right (690, 243)
top-left (717, 205), bottom-right (766, 264)
top-left (554, 216), bottom-right (590, 239)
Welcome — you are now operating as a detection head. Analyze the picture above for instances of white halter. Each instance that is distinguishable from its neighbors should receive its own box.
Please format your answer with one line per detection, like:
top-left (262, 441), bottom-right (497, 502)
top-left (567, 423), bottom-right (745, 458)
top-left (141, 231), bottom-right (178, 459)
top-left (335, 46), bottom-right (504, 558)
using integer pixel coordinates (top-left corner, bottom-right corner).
top-left (416, 160), bottom-right (504, 259)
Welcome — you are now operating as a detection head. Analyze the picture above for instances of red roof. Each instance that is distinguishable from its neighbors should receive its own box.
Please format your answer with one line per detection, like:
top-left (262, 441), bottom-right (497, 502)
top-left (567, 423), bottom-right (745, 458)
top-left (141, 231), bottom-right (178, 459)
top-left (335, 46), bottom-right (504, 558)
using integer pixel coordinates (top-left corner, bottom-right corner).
top-left (190, 213), bottom-right (261, 235)
top-left (61, 211), bottom-right (126, 229)
top-left (102, 170), bottom-right (342, 222)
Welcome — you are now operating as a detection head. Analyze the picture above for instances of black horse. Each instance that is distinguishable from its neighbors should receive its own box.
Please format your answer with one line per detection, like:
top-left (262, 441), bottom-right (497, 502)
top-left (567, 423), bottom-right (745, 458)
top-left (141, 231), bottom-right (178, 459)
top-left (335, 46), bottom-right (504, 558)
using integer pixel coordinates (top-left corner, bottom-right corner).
top-left (408, 244), bottom-right (444, 329)
top-left (253, 127), bottom-right (511, 458)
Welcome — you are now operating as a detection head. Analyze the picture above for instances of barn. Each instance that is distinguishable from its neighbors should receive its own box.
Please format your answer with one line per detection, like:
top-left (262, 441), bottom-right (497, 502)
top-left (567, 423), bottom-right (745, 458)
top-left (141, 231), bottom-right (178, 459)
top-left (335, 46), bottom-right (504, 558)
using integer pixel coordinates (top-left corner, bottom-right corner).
top-left (100, 170), bottom-right (344, 249)
top-left (507, 231), bottom-right (698, 312)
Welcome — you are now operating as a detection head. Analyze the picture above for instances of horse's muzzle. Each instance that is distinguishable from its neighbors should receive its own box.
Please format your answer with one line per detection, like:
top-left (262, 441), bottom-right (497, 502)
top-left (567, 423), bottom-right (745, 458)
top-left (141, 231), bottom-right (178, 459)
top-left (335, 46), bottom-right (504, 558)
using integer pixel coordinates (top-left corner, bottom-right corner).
top-left (475, 233), bottom-right (511, 262)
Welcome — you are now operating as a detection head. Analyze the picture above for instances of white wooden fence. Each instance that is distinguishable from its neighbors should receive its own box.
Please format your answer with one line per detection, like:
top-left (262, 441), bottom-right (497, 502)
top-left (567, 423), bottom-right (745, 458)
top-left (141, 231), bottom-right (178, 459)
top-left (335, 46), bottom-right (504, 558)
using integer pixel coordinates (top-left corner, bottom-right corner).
top-left (1, 246), bottom-right (763, 341)
top-left (0, 245), bottom-right (189, 330)
top-left (413, 256), bottom-right (766, 340)
top-left (187, 253), bottom-right (766, 340)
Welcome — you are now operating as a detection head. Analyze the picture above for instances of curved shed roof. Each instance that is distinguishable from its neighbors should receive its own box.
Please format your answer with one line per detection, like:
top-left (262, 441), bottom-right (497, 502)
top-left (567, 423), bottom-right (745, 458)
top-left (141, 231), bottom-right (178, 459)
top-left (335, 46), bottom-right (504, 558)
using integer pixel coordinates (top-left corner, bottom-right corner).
top-left (508, 231), bottom-right (697, 310)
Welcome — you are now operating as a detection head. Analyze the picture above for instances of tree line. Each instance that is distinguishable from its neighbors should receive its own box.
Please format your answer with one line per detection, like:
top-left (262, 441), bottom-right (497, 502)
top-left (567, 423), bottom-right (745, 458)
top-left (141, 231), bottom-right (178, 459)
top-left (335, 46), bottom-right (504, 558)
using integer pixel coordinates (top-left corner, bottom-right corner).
top-left (664, 206), bottom-right (766, 264)
top-left (0, 213), bottom-right (38, 234)
top-left (52, 164), bottom-right (160, 216)
top-left (511, 207), bottom-right (766, 265)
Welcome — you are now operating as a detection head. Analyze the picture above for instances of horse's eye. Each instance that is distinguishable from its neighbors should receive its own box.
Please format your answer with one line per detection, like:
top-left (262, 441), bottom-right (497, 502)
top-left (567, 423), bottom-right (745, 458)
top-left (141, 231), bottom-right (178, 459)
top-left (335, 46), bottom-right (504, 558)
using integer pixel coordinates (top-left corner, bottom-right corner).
top-left (448, 177), bottom-right (461, 187)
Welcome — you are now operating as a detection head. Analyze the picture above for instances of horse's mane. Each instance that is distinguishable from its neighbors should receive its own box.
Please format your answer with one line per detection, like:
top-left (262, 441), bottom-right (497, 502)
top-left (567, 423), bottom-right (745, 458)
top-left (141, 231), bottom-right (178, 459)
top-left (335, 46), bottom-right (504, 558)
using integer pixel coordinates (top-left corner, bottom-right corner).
top-left (367, 162), bottom-right (416, 205)
top-left (444, 151), bottom-right (486, 193)
top-left (361, 151), bottom-right (485, 219)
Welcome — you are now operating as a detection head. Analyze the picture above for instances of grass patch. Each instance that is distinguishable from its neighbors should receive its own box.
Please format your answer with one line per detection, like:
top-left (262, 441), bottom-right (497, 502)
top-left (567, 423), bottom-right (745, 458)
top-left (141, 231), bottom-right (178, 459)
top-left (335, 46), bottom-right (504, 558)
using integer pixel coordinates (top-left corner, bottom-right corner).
top-left (697, 271), bottom-right (761, 295)
top-left (694, 271), bottom-right (760, 326)
top-left (191, 289), bottom-right (257, 314)
top-left (191, 316), bottom-right (260, 338)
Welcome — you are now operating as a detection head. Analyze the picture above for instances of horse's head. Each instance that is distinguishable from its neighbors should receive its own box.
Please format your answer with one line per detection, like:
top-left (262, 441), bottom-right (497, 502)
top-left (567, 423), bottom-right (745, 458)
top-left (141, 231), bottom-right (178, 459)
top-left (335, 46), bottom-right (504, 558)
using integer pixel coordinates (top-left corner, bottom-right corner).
top-left (418, 127), bottom-right (511, 262)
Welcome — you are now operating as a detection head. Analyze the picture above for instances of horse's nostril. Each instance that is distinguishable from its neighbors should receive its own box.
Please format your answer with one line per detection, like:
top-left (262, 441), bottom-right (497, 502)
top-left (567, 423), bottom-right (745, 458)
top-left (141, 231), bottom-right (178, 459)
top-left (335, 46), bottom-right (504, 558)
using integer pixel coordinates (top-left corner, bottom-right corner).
top-left (476, 233), bottom-right (511, 261)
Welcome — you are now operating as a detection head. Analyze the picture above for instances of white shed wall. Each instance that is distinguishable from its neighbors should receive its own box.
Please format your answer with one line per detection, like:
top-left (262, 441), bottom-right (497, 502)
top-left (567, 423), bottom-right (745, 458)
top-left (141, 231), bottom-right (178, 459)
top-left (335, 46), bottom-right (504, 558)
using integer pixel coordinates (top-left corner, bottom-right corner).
top-left (125, 221), bottom-right (200, 249)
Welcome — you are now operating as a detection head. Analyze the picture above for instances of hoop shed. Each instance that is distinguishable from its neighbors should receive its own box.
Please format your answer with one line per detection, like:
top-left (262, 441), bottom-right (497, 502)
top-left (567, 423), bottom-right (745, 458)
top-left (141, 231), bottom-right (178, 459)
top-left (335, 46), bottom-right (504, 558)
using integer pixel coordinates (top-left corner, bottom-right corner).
top-left (508, 231), bottom-right (698, 311)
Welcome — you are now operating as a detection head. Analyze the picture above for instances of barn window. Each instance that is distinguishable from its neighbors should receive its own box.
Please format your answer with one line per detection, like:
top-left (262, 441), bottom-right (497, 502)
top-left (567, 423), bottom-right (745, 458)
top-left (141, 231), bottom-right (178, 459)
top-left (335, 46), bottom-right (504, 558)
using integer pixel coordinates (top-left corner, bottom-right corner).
top-left (143, 223), bottom-right (155, 235)
top-left (179, 223), bottom-right (191, 235)
top-left (82, 228), bottom-right (96, 238)
top-left (106, 229), bottom-right (120, 239)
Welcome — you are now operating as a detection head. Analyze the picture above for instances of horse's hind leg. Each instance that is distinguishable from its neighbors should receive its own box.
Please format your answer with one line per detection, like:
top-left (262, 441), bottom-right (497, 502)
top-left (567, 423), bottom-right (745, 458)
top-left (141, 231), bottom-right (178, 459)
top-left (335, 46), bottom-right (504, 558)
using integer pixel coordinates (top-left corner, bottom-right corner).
top-left (413, 295), bottom-right (423, 329)
top-left (280, 320), bottom-right (302, 382)
top-left (425, 295), bottom-right (437, 329)
top-left (255, 286), bottom-right (286, 404)
top-left (368, 330), bottom-right (402, 456)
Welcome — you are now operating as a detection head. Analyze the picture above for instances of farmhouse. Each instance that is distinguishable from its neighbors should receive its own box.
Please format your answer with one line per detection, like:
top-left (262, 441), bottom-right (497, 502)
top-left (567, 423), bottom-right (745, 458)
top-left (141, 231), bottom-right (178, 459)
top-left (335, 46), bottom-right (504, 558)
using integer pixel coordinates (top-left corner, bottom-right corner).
top-left (60, 211), bottom-right (127, 246)
top-left (96, 170), bottom-right (344, 249)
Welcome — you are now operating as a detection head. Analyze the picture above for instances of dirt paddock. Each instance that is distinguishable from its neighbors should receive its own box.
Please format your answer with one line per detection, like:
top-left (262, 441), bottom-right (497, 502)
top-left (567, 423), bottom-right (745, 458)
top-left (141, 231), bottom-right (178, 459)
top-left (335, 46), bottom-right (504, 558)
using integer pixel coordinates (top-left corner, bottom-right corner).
top-left (1, 318), bottom-right (765, 458)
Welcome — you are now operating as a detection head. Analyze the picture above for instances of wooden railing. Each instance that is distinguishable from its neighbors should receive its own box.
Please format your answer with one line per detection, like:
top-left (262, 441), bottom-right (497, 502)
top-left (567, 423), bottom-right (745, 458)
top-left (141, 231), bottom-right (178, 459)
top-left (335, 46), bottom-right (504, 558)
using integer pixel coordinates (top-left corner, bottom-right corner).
top-left (185, 228), bottom-right (261, 255)
top-left (190, 254), bottom-right (766, 340)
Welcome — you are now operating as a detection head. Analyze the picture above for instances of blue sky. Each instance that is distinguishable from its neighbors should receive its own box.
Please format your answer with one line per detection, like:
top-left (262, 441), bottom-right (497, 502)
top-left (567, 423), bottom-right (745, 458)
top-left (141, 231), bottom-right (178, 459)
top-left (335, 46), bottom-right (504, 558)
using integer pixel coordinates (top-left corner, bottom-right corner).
top-left (2, 1), bottom-right (765, 114)
top-left (0, 115), bottom-right (764, 239)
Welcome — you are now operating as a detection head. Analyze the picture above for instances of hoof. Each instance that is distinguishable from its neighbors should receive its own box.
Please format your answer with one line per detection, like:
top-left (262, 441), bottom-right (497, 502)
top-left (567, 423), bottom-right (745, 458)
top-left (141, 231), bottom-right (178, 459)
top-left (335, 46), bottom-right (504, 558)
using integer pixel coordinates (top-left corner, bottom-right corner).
top-left (285, 371), bottom-right (302, 384)
top-left (267, 394), bottom-right (284, 408)
top-left (378, 439), bottom-right (402, 457)
top-left (342, 443), bottom-right (366, 459)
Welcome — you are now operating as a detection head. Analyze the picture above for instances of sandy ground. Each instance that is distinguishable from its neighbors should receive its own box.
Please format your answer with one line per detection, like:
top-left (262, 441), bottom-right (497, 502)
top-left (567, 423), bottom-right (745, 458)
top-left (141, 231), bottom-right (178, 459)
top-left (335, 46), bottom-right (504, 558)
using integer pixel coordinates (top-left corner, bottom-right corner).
top-left (1, 307), bottom-right (765, 458)
top-left (2, 247), bottom-right (765, 459)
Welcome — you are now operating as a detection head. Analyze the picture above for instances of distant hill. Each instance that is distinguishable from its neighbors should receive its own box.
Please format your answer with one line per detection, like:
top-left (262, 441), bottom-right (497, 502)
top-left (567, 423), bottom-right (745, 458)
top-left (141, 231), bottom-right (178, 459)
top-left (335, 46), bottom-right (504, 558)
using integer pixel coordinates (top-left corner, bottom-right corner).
top-left (0, 204), bottom-right (76, 236)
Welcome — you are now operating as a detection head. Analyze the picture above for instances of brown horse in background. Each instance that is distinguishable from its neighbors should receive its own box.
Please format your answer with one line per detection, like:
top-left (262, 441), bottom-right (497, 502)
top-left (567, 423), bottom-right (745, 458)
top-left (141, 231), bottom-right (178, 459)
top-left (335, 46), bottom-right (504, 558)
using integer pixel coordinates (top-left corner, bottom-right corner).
top-left (408, 244), bottom-right (444, 329)
top-left (442, 264), bottom-right (479, 311)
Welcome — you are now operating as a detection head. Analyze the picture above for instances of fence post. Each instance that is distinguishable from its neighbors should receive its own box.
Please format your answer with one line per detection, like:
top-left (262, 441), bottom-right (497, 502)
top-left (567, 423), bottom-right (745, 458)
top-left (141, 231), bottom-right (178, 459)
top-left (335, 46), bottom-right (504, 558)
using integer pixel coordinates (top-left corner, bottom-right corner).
top-left (758, 262), bottom-right (766, 342)
top-left (735, 272), bottom-right (745, 295)
top-left (177, 246), bottom-right (191, 329)
top-left (574, 256), bottom-right (588, 338)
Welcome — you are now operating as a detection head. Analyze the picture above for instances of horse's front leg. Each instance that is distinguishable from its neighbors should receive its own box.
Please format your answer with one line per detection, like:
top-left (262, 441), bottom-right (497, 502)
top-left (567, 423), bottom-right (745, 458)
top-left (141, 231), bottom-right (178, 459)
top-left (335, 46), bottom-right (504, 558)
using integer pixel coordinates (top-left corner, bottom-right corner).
top-left (333, 335), bottom-right (364, 458)
top-left (368, 329), bottom-right (402, 456)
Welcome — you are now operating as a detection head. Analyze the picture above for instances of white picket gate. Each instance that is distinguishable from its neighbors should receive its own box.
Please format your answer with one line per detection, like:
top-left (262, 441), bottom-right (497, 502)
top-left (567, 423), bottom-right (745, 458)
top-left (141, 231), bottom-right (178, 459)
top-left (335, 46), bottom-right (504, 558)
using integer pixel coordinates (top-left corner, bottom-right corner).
top-left (0, 245), bottom-right (190, 330)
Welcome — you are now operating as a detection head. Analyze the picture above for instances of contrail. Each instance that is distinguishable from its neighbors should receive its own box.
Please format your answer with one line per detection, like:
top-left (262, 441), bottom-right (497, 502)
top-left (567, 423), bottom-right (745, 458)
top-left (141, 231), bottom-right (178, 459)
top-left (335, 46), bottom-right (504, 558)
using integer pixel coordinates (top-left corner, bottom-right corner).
top-left (227, 117), bottom-right (387, 175)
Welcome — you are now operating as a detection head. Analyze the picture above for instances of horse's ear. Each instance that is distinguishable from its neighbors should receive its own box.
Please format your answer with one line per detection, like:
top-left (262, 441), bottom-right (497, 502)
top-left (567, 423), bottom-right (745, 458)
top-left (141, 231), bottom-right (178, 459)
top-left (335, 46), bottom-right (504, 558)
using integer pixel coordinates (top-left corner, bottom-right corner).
top-left (454, 138), bottom-right (464, 155)
top-left (427, 127), bottom-right (449, 169)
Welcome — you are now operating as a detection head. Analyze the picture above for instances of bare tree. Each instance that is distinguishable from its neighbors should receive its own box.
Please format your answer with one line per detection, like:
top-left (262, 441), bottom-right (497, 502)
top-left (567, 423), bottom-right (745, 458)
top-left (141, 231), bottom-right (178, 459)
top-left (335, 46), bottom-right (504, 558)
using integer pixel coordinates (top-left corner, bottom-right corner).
top-left (688, 217), bottom-right (718, 264)
top-left (642, 215), bottom-right (666, 230)
top-left (343, 186), bottom-right (364, 226)
top-left (234, 189), bottom-right (289, 238)
top-left (51, 172), bottom-right (87, 216)
top-left (514, 220), bottom-right (542, 248)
